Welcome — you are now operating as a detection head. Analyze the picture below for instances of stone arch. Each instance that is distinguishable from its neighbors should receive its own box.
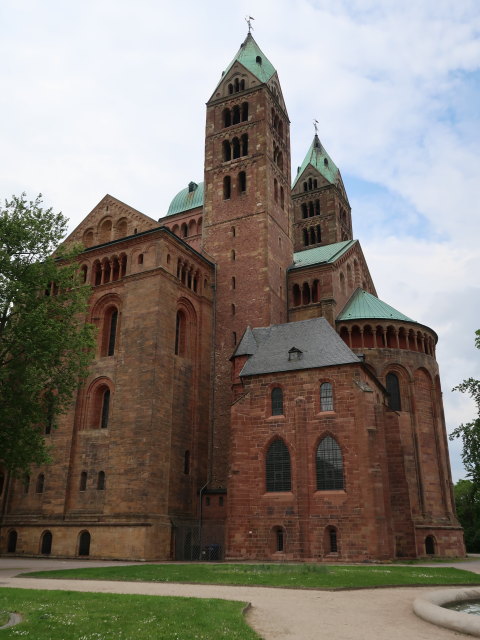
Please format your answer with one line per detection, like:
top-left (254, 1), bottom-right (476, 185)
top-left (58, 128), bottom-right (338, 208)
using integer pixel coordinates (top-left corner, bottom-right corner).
top-left (115, 218), bottom-right (128, 238)
top-left (175, 297), bottom-right (197, 360)
top-left (83, 377), bottom-right (114, 430)
top-left (83, 228), bottom-right (95, 247)
top-left (78, 530), bottom-right (91, 557)
top-left (98, 217), bottom-right (113, 243)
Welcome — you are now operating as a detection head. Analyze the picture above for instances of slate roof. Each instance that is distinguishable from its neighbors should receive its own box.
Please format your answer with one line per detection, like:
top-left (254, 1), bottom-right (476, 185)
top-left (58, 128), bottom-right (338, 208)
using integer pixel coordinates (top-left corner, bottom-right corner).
top-left (165, 181), bottom-right (204, 217)
top-left (337, 289), bottom-right (414, 322)
top-left (293, 134), bottom-right (340, 189)
top-left (236, 317), bottom-right (360, 377)
top-left (291, 240), bottom-right (356, 270)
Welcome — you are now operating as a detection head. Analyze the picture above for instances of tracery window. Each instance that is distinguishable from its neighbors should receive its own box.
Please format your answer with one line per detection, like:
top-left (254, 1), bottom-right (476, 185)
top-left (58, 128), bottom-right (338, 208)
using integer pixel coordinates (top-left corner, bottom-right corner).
top-left (386, 372), bottom-right (401, 411)
top-left (266, 439), bottom-right (291, 492)
top-left (316, 436), bottom-right (344, 490)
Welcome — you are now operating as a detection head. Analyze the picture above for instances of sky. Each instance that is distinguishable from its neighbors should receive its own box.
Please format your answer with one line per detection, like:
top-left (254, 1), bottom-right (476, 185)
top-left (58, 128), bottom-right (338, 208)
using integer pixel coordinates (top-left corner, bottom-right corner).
top-left (1, 0), bottom-right (479, 481)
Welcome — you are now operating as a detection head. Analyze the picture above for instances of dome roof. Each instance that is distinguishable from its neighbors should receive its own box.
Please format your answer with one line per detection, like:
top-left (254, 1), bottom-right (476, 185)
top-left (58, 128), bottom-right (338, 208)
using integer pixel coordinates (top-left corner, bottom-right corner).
top-left (165, 181), bottom-right (204, 217)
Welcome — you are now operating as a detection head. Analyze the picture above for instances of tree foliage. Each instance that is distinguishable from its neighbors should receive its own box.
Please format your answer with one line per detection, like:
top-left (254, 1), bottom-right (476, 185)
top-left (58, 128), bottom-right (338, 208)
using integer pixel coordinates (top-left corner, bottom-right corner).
top-left (449, 330), bottom-right (480, 484)
top-left (0, 194), bottom-right (96, 474)
top-left (453, 479), bottom-right (480, 552)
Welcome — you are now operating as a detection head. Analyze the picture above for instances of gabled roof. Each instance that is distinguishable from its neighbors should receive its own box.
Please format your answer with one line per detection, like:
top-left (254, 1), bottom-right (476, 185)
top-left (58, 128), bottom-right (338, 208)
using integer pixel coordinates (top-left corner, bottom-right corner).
top-left (293, 134), bottom-right (340, 189)
top-left (165, 181), bottom-right (204, 217)
top-left (219, 33), bottom-right (276, 87)
top-left (238, 317), bottom-right (360, 377)
top-left (337, 289), bottom-right (414, 322)
top-left (291, 240), bottom-right (356, 270)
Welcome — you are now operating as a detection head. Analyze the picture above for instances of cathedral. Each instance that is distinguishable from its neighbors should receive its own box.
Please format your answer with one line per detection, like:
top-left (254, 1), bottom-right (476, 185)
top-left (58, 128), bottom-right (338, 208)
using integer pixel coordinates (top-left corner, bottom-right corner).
top-left (0, 33), bottom-right (465, 561)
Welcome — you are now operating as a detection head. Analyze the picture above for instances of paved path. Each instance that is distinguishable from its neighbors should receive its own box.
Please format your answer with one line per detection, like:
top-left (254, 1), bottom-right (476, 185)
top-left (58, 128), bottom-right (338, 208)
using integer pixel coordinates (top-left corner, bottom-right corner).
top-left (1, 558), bottom-right (480, 639)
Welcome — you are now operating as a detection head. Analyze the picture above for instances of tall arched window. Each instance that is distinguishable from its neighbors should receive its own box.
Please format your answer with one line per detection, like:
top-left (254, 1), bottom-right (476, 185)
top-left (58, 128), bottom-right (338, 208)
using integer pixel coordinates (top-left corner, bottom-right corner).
top-left (316, 436), bottom-right (344, 490)
top-left (232, 104), bottom-right (240, 124)
top-left (97, 471), bottom-right (105, 490)
top-left (175, 310), bottom-right (186, 356)
top-left (241, 102), bottom-right (249, 121)
top-left (223, 175), bottom-right (231, 199)
top-left (238, 171), bottom-right (246, 193)
top-left (386, 372), bottom-right (401, 411)
top-left (78, 531), bottom-right (91, 556)
top-left (41, 530), bottom-right (52, 555)
top-left (241, 134), bottom-right (248, 156)
top-left (36, 473), bottom-right (45, 494)
top-left (266, 439), bottom-right (291, 492)
top-left (232, 137), bottom-right (240, 159)
top-left (7, 530), bottom-right (17, 553)
top-left (100, 389), bottom-right (110, 428)
top-left (325, 526), bottom-right (338, 553)
top-left (223, 140), bottom-right (231, 161)
top-left (320, 382), bottom-right (333, 411)
top-left (223, 107), bottom-right (231, 127)
top-left (102, 308), bottom-right (118, 357)
top-left (79, 471), bottom-right (87, 491)
top-left (293, 284), bottom-right (301, 307)
top-left (271, 387), bottom-right (283, 416)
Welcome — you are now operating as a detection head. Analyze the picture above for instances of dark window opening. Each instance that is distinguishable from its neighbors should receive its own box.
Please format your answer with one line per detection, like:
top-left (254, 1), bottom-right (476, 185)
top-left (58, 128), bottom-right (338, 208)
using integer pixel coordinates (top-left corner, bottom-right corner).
top-left (293, 284), bottom-right (301, 307)
top-left (41, 531), bottom-right (52, 555)
top-left (425, 535), bottom-right (436, 555)
top-left (266, 439), bottom-right (291, 492)
top-left (233, 331), bottom-right (237, 345)
top-left (232, 105), bottom-right (240, 124)
top-left (302, 203), bottom-right (308, 218)
top-left (101, 389), bottom-right (110, 429)
top-left (386, 372), bottom-right (401, 411)
top-left (271, 387), bottom-right (283, 416)
top-left (7, 530), bottom-right (17, 553)
top-left (303, 229), bottom-right (309, 246)
top-left (138, 253), bottom-right (144, 265)
top-left (256, 55), bottom-right (262, 64)
top-left (78, 531), bottom-right (91, 557)
top-left (241, 102), bottom-right (248, 121)
top-left (276, 528), bottom-right (284, 552)
top-left (241, 133), bottom-right (248, 156)
top-left (238, 171), bottom-right (246, 193)
top-left (97, 471), bottom-right (105, 490)
top-left (223, 175), bottom-right (231, 199)
top-left (36, 474), bottom-right (45, 494)
top-left (219, 496), bottom-right (224, 506)
top-left (316, 436), bottom-right (343, 490)
top-left (184, 450), bottom-right (190, 475)
top-left (107, 309), bottom-right (118, 356)
top-left (232, 137), bottom-right (241, 159)
top-left (175, 310), bottom-right (186, 356)
top-left (223, 140), bottom-right (231, 161)
top-left (280, 187), bottom-right (284, 208)
top-left (328, 527), bottom-right (338, 552)
top-left (223, 108), bottom-right (231, 127)
top-left (79, 471), bottom-right (87, 491)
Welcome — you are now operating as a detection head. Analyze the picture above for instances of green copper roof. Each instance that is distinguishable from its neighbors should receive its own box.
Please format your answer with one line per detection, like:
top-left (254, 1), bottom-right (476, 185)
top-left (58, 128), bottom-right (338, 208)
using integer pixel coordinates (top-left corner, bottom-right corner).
top-left (166, 181), bottom-right (204, 217)
top-left (291, 240), bottom-right (356, 270)
top-left (221, 33), bottom-right (276, 85)
top-left (293, 134), bottom-right (340, 189)
top-left (337, 289), bottom-right (414, 322)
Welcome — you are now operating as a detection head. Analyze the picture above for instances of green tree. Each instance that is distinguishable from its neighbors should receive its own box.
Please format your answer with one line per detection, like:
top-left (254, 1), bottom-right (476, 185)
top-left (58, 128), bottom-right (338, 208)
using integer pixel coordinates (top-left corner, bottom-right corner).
top-left (449, 330), bottom-right (480, 484)
top-left (0, 194), bottom-right (96, 474)
top-left (453, 479), bottom-right (480, 552)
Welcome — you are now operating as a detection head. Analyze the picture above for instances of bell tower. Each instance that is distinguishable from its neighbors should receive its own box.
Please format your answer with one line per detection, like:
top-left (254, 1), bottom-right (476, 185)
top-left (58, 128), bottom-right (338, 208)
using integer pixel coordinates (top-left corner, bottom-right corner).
top-left (202, 33), bottom-right (293, 484)
top-left (291, 134), bottom-right (352, 252)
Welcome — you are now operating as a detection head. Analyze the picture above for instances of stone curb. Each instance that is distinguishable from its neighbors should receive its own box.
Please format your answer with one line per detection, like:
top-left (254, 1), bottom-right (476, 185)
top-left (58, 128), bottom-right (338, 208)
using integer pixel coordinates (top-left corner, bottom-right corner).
top-left (413, 588), bottom-right (480, 637)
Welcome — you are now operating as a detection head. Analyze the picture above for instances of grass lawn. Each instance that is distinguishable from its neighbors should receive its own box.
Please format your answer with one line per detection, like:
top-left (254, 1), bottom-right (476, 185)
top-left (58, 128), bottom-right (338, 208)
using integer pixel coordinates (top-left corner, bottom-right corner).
top-left (0, 588), bottom-right (259, 639)
top-left (22, 563), bottom-right (480, 589)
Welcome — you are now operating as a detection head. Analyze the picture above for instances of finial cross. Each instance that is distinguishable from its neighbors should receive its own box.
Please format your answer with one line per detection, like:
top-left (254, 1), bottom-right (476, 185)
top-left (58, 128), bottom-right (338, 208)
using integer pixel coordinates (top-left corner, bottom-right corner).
top-left (245, 15), bottom-right (255, 33)
top-left (313, 119), bottom-right (319, 135)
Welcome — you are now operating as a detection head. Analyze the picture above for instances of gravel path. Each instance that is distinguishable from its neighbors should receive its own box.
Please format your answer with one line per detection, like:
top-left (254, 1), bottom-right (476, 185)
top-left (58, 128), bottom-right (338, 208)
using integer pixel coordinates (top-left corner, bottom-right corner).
top-left (1, 558), bottom-right (478, 639)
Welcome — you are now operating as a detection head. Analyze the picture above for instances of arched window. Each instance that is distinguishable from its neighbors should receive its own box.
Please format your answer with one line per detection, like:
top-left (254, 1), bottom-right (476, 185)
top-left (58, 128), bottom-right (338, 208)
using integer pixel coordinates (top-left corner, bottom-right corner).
top-left (223, 108), bottom-right (231, 127)
top-left (425, 535), bottom-right (436, 555)
top-left (280, 187), bottom-right (284, 208)
top-left (238, 171), bottom-right (246, 193)
top-left (223, 140), bottom-right (231, 161)
top-left (78, 531), bottom-right (91, 556)
top-left (316, 225), bottom-right (321, 243)
top-left (97, 471), bottom-right (105, 490)
top-left (137, 253), bottom-right (144, 265)
top-left (302, 282), bottom-right (311, 305)
top-left (241, 102), bottom-right (248, 121)
top-left (325, 526), bottom-right (338, 553)
top-left (232, 105), bottom-right (240, 124)
top-left (241, 134), bottom-right (248, 156)
top-left (41, 530), bottom-right (52, 555)
top-left (320, 382), bottom-right (333, 411)
top-left (80, 265), bottom-right (88, 283)
top-left (79, 471), bottom-right (87, 491)
top-left (100, 389), bottom-right (110, 429)
top-left (301, 203), bottom-right (308, 219)
top-left (102, 307), bottom-right (118, 357)
top-left (228, 83), bottom-right (233, 95)
top-left (312, 280), bottom-right (319, 303)
top-left (274, 178), bottom-right (278, 202)
top-left (231, 276), bottom-right (236, 290)
top-left (386, 372), bottom-right (401, 411)
top-left (181, 223), bottom-right (188, 238)
top-left (231, 249), bottom-right (236, 261)
top-left (175, 310), bottom-right (186, 356)
top-left (232, 137), bottom-right (241, 159)
top-left (231, 303), bottom-right (236, 315)
top-left (7, 530), bottom-right (17, 553)
top-left (266, 439), bottom-right (291, 492)
top-left (271, 387), bottom-right (283, 416)
top-left (93, 261), bottom-right (102, 286)
top-left (293, 284), bottom-right (301, 307)
top-left (223, 175), bottom-right (231, 199)
top-left (36, 473), bottom-right (45, 494)
top-left (303, 229), bottom-right (309, 246)
top-left (315, 200), bottom-right (320, 215)
top-left (309, 227), bottom-right (316, 245)
top-left (316, 436), bottom-right (344, 490)
top-left (273, 526), bottom-right (285, 552)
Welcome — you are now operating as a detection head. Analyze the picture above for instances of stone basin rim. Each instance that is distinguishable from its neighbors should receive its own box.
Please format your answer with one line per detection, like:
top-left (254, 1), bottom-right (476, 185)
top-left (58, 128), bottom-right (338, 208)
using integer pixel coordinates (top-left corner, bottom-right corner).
top-left (414, 588), bottom-right (480, 638)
